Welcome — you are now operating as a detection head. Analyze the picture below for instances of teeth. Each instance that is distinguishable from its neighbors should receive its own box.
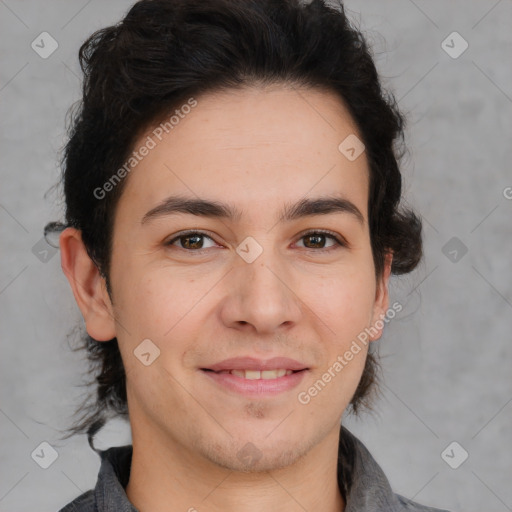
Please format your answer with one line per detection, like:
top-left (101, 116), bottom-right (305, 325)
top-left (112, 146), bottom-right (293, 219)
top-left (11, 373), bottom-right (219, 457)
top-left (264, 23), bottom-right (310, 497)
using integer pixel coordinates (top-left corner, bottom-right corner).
top-left (228, 369), bottom-right (293, 379)
top-left (263, 369), bottom-right (288, 379)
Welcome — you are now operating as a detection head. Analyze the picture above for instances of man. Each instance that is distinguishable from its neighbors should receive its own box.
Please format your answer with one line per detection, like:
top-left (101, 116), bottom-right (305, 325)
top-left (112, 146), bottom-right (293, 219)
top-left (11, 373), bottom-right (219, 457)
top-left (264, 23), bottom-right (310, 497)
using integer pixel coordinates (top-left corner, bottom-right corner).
top-left (52, 0), bottom-right (449, 510)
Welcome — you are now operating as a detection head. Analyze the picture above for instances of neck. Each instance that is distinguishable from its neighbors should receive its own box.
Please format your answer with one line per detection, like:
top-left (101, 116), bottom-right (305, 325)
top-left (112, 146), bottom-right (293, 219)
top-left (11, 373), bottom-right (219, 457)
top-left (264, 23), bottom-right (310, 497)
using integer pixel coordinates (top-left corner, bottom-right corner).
top-left (125, 421), bottom-right (345, 512)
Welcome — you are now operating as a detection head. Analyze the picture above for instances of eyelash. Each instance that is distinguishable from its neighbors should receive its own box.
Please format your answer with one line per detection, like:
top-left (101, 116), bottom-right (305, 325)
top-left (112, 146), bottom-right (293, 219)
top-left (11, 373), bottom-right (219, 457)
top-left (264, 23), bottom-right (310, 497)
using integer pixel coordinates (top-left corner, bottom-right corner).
top-left (165, 229), bottom-right (347, 254)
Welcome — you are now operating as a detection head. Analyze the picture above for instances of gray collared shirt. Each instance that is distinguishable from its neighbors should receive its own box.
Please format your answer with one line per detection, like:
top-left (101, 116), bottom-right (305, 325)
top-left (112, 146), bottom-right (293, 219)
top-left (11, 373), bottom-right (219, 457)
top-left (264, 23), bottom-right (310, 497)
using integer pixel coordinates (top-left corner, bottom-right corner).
top-left (58, 426), bottom-right (450, 512)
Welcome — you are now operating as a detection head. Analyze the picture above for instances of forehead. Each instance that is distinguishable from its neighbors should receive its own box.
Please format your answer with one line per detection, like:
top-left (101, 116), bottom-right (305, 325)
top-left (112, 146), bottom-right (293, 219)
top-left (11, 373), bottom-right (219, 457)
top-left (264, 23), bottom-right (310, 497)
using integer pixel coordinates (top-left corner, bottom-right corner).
top-left (115, 84), bottom-right (369, 225)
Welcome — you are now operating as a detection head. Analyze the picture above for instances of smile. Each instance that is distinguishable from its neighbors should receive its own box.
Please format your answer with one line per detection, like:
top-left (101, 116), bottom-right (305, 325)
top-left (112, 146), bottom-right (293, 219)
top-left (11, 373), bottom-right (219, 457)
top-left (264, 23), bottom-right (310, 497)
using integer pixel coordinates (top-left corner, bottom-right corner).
top-left (200, 368), bottom-right (308, 396)
top-left (212, 369), bottom-right (295, 379)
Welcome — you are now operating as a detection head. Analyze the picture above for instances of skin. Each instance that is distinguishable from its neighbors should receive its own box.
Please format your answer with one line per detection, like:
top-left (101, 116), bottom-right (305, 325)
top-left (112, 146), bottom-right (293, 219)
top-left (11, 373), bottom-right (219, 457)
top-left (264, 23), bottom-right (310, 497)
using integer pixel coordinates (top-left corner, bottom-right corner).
top-left (60, 84), bottom-right (392, 512)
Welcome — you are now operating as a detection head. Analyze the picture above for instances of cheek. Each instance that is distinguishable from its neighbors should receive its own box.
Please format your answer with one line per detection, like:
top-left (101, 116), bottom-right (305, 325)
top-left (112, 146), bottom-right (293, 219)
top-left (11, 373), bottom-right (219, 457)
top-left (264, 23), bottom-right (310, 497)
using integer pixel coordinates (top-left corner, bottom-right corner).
top-left (304, 267), bottom-right (377, 339)
top-left (111, 267), bottom-right (195, 347)
top-left (296, 273), bottom-right (373, 414)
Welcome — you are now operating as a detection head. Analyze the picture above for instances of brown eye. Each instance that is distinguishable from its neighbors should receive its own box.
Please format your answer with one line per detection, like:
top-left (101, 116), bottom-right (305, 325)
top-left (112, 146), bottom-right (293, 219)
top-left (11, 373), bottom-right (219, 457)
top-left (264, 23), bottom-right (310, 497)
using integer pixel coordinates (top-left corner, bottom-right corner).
top-left (303, 233), bottom-right (328, 249)
top-left (180, 234), bottom-right (204, 249)
top-left (167, 231), bottom-right (217, 251)
top-left (296, 231), bottom-right (345, 251)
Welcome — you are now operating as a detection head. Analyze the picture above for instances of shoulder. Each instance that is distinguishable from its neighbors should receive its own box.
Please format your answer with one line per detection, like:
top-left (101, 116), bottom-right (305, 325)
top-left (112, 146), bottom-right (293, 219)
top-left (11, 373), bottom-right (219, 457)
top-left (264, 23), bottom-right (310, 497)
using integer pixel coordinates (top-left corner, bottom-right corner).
top-left (340, 426), bottom-right (452, 512)
top-left (57, 490), bottom-right (95, 512)
top-left (395, 493), bottom-right (452, 512)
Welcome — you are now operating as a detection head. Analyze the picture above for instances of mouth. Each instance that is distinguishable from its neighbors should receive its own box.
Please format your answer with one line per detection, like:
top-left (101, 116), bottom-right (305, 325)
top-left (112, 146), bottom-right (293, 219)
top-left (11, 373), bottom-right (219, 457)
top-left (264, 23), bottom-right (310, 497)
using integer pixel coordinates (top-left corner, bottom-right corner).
top-left (201, 368), bottom-right (306, 380)
top-left (199, 356), bottom-right (310, 396)
top-left (200, 366), bottom-right (309, 397)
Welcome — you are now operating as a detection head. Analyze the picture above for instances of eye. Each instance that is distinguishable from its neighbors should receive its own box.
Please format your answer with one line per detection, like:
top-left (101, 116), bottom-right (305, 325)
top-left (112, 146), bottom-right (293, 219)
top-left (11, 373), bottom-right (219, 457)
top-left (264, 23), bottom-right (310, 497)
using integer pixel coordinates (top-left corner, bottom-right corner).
top-left (295, 230), bottom-right (346, 252)
top-left (165, 229), bottom-right (346, 254)
top-left (166, 230), bottom-right (219, 252)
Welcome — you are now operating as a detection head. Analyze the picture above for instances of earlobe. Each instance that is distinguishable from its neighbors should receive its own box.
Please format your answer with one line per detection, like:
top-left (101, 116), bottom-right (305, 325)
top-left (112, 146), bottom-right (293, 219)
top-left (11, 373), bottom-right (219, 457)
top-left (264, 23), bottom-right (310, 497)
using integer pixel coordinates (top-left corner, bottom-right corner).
top-left (59, 227), bottom-right (117, 341)
top-left (369, 252), bottom-right (393, 342)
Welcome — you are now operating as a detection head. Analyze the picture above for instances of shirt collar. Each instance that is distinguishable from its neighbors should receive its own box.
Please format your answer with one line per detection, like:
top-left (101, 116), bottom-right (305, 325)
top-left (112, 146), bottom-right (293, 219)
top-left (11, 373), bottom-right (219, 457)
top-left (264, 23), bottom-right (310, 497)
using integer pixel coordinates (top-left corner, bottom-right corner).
top-left (340, 426), bottom-right (401, 511)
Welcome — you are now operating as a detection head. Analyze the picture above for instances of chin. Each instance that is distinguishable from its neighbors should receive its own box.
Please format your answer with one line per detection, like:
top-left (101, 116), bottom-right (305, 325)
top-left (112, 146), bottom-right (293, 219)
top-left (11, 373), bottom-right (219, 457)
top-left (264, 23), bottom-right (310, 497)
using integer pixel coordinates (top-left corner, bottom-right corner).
top-left (207, 442), bottom-right (306, 473)
top-left (195, 425), bottom-right (317, 474)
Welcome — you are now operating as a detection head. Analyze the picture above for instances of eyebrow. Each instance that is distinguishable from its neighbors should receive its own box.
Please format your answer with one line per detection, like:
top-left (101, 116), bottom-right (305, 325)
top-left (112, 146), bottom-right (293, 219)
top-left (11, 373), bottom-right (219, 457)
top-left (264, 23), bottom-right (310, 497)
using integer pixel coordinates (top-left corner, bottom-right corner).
top-left (141, 194), bottom-right (365, 226)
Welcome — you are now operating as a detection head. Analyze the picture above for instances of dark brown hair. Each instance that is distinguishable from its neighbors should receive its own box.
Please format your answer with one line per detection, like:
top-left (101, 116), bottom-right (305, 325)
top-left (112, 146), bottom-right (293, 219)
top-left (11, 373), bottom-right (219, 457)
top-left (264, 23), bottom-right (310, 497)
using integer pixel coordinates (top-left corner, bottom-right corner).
top-left (48, 0), bottom-right (422, 450)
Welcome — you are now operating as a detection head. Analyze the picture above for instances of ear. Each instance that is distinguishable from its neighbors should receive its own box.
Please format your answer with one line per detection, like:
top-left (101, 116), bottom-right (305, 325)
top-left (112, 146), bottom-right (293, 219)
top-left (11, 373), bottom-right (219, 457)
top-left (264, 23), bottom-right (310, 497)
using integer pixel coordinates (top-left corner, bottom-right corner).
top-left (369, 252), bottom-right (393, 342)
top-left (59, 227), bottom-right (117, 341)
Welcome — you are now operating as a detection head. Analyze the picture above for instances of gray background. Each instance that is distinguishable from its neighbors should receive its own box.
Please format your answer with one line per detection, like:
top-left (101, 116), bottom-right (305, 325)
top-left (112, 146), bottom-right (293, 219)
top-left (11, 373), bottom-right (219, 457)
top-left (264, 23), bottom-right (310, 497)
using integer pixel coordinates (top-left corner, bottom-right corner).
top-left (1, 1), bottom-right (511, 511)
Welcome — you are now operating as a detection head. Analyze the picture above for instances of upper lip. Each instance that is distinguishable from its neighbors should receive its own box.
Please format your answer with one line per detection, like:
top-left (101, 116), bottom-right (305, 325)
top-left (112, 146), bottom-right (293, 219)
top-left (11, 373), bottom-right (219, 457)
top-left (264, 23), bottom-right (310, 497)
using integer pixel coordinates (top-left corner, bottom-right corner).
top-left (203, 357), bottom-right (309, 372)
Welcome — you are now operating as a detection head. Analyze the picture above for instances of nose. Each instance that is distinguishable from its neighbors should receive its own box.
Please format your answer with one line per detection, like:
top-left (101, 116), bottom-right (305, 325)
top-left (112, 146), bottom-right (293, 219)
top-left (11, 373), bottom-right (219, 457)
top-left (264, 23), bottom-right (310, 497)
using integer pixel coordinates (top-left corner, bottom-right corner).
top-left (219, 248), bottom-right (302, 335)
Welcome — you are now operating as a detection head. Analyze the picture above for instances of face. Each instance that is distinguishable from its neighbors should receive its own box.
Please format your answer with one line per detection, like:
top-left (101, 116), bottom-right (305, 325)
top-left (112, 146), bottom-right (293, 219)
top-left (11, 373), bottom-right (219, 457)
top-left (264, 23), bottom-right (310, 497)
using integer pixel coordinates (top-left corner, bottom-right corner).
top-left (92, 84), bottom-right (390, 471)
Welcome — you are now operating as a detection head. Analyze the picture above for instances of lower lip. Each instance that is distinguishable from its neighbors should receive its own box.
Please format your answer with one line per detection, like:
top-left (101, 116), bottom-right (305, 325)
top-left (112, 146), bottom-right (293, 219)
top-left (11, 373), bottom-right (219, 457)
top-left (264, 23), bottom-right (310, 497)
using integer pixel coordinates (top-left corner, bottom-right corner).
top-left (201, 369), bottom-right (308, 397)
